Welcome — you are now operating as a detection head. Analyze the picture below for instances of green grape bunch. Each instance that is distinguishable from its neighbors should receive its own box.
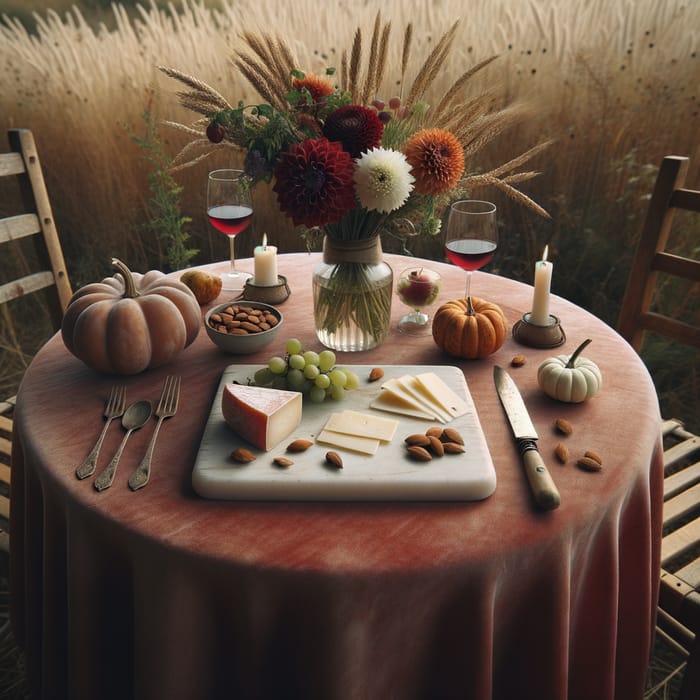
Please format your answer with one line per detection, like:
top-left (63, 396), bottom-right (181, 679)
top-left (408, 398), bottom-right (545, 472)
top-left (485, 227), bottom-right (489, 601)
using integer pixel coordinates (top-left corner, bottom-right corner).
top-left (253, 338), bottom-right (360, 403)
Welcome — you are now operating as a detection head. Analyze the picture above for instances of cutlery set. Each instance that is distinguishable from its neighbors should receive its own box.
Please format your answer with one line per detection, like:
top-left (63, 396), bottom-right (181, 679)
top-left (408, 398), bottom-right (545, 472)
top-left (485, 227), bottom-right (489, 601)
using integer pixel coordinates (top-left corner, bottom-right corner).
top-left (76, 376), bottom-right (181, 491)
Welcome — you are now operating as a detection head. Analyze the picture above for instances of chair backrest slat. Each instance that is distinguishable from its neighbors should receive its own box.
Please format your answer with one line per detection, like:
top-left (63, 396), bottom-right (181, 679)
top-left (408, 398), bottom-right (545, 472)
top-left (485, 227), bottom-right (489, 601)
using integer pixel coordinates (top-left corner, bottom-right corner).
top-left (618, 155), bottom-right (700, 352)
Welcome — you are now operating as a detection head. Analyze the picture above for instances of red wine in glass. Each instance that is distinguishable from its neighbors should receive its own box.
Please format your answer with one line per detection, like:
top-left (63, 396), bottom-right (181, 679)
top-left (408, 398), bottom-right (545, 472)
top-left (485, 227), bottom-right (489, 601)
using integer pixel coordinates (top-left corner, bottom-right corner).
top-left (207, 170), bottom-right (253, 290)
top-left (444, 200), bottom-right (498, 311)
top-left (445, 239), bottom-right (497, 271)
top-left (207, 205), bottom-right (253, 237)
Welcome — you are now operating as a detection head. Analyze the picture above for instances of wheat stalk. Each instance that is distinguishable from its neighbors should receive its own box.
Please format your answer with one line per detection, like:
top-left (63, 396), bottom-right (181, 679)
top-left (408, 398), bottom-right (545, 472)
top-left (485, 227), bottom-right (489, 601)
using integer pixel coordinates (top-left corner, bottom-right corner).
top-left (157, 66), bottom-right (232, 111)
top-left (347, 28), bottom-right (362, 102)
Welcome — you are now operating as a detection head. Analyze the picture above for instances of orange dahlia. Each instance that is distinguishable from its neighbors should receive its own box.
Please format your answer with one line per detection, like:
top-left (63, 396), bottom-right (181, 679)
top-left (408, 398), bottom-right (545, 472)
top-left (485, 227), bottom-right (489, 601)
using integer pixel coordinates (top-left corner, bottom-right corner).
top-left (292, 74), bottom-right (335, 106)
top-left (272, 138), bottom-right (356, 228)
top-left (404, 128), bottom-right (465, 196)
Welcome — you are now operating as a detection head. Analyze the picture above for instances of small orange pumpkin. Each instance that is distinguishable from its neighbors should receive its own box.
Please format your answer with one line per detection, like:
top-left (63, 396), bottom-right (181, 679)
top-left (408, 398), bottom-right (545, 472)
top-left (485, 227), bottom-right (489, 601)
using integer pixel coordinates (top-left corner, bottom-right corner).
top-left (432, 297), bottom-right (507, 359)
top-left (61, 258), bottom-right (201, 375)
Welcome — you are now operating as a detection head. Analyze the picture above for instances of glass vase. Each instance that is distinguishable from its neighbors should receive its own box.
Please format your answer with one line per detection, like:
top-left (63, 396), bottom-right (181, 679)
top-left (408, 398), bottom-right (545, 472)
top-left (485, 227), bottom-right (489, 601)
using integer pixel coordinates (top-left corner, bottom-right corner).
top-left (312, 235), bottom-right (393, 352)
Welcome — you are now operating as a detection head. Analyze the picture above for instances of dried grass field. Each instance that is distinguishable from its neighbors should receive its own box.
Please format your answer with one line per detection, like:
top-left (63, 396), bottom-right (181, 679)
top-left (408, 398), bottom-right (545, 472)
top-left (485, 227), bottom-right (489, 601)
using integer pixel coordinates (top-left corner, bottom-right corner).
top-left (0, 0), bottom-right (699, 431)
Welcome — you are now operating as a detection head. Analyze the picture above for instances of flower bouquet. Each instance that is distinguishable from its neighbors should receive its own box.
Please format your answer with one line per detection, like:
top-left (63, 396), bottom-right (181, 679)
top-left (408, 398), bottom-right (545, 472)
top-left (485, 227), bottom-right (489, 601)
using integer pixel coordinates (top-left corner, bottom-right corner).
top-left (161, 15), bottom-right (550, 350)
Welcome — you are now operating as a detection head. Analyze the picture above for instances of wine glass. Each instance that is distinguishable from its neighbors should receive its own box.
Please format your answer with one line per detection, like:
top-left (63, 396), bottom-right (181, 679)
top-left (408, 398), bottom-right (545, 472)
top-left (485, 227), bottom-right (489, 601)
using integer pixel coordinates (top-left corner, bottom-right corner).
top-left (396, 266), bottom-right (442, 334)
top-left (207, 169), bottom-right (253, 291)
top-left (444, 200), bottom-right (498, 314)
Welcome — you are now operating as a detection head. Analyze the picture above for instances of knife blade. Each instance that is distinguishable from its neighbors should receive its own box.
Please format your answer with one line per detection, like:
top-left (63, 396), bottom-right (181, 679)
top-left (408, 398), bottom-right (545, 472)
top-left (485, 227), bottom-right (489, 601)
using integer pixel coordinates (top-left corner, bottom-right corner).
top-left (493, 366), bottom-right (560, 510)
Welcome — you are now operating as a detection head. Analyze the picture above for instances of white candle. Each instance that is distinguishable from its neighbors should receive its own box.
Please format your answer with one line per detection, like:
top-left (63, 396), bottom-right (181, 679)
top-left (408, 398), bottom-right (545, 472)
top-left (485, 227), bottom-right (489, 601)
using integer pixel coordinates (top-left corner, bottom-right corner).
top-left (254, 233), bottom-right (278, 286)
top-left (530, 245), bottom-right (553, 326)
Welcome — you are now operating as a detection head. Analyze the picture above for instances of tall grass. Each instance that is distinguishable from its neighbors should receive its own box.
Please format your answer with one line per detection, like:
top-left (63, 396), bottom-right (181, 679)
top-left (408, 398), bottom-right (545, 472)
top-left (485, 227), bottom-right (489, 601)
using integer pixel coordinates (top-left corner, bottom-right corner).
top-left (0, 0), bottom-right (698, 429)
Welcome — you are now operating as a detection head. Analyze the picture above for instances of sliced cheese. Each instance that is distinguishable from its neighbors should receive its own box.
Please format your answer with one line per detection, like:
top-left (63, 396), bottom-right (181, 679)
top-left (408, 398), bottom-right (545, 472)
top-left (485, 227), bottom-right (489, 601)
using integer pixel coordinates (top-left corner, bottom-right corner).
top-left (370, 390), bottom-right (436, 421)
top-left (397, 375), bottom-right (452, 423)
top-left (380, 377), bottom-right (445, 422)
top-left (316, 429), bottom-right (380, 455)
top-left (221, 383), bottom-right (302, 451)
top-left (415, 371), bottom-right (469, 418)
top-left (322, 410), bottom-right (399, 442)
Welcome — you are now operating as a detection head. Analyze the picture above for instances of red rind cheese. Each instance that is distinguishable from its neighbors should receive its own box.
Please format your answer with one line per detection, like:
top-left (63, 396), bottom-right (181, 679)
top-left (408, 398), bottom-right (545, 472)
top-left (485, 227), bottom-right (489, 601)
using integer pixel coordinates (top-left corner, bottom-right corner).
top-left (221, 383), bottom-right (302, 451)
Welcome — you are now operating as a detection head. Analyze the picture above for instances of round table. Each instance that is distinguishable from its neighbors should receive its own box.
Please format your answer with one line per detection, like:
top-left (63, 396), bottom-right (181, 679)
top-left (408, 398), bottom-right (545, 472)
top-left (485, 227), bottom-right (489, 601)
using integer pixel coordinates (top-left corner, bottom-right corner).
top-left (11, 253), bottom-right (663, 700)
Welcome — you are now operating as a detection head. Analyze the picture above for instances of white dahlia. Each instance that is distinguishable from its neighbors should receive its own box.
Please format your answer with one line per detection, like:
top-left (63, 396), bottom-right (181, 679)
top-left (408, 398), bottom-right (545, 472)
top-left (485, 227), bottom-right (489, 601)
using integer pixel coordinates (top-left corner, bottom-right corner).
top-left (354, 147), bottom-right (415, 214)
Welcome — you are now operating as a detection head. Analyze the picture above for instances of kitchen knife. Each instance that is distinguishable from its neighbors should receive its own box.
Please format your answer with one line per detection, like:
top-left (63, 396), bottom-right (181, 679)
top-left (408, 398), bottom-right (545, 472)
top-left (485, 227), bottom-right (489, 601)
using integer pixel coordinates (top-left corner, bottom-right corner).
top-left (493, 366), bottom-right (561, 510)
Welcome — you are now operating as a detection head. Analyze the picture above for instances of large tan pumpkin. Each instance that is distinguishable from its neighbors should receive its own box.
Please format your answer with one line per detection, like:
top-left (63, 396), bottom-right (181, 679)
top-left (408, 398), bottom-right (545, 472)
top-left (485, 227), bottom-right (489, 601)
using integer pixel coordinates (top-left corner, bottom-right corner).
top-left (432, 297), bottom-right (507, 359)
top-left (61, 258), bottom-right (201, 375)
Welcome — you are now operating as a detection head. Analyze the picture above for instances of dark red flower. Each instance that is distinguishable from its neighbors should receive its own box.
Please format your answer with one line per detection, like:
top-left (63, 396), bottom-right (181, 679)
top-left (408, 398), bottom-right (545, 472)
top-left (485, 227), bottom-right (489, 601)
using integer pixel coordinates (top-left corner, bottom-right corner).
top-left (272, 138), bottom-right (356, 227)
top-left (322, 105), bottom-right (384, 158)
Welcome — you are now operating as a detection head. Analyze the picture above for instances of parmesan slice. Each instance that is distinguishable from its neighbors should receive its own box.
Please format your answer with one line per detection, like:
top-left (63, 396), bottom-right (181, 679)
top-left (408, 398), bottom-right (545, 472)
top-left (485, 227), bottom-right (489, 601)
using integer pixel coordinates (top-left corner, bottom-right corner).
top-left (322, 410), bottom-right (399, 442)
top-left (316, 429), bottom-right (380, 455)
top-left (415, 371), bottom-right (469, 418)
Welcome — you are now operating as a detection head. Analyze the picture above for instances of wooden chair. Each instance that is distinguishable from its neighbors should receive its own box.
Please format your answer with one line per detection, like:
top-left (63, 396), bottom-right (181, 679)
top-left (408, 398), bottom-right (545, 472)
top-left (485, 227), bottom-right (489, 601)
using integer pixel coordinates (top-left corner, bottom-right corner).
top-left (618, 155), bottom-right (700, 700)
top-left (0, 128), bottom-right (72, 564)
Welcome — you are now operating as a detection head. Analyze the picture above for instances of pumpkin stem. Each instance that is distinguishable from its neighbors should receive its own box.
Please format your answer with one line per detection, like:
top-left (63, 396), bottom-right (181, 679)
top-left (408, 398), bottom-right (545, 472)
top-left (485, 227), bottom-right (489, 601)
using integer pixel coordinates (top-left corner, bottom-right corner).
top-left (112, 258), bottom-right (139, 299)
top-left (566, 338), bottom-right (592, 368)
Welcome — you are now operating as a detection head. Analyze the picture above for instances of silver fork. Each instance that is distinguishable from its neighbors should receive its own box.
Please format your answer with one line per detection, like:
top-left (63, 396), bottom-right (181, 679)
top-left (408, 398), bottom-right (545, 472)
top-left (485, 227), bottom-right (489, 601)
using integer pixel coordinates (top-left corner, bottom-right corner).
top-left (128, 375), bottom-right (180, 491)
top-left (76, 385), bottom-right (126, 480)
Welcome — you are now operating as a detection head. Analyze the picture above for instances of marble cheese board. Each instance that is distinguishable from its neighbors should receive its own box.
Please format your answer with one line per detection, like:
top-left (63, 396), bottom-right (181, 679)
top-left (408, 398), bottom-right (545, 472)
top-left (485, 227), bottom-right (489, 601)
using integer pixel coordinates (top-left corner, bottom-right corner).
top-left (192, 364), bottom-right (496, 501)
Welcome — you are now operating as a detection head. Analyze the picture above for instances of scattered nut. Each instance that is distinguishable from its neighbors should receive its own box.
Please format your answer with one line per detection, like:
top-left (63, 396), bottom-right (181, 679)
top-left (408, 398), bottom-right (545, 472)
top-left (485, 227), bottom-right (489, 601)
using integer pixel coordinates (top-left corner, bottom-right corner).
top-left (442, 442), bottom-right (466, 454)
top-left (441, 427), bottom-right (464, 445)
top-left (554, 418), bottom-right (574, 435)
top-left (404, 434), bottom-right (431, 447)
top-left (273, 456), bottom-right (294, 468)
top-left (286, 439), bottom-right (313, 453)
top-left (407, 445), bottom-right (433, 462)
top-left (427, 435), bottom-right (445, 456)
top-left (584, 450), bottom-right (603, 466)
top-left (325, 451), bottom-right (343, 469)
top-left (368, 367), bottom-right (384, 382)
top-left (577, 456), bottom-right (603, 472)
top-left (231, 448), bottom-right (256, 463)
top-left (511, 354), bottom-right (527, 367)
top-left (554, 442), bottom-right (570, 464)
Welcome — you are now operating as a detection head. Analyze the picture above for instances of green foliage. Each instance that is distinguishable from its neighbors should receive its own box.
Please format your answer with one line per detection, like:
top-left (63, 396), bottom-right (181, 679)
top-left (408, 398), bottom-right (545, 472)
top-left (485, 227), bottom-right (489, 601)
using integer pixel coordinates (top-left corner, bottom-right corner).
top-left (132, 103), bottom-right (198, 272)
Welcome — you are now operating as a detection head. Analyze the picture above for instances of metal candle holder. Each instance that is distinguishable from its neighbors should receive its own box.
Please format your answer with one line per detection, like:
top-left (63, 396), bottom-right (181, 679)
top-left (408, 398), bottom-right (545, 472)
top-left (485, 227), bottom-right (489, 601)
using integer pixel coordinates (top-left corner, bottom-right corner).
top-left (241, 275), bottom-right (291, 305)
top-left (512, 313), bottom-right (566, 348)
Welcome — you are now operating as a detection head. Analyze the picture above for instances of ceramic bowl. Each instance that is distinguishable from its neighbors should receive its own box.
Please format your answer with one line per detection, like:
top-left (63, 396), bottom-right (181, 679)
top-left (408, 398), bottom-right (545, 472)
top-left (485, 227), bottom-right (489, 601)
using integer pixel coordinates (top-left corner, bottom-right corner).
top-left (204, 300), bottom-right (283, 354)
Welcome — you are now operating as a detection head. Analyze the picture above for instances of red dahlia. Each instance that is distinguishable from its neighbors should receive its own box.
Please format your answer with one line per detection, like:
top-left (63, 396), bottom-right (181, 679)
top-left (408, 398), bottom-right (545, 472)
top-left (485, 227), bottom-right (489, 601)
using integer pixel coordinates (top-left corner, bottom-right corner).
top-left (322, 105), bottom-right (384, 158)
top-left (272, 138), bottom-right (357, 227)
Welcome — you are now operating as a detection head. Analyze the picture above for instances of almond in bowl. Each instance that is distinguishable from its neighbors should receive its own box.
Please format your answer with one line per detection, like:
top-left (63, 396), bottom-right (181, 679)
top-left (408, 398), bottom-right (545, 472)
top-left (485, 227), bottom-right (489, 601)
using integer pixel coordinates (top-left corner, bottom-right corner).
top-left (204, 300), bottom-right (283, 354)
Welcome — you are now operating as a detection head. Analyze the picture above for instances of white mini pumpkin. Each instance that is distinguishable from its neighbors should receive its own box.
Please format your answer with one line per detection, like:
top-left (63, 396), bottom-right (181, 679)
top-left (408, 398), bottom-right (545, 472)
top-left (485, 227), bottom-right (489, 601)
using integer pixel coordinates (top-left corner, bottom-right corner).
top-left (537, 339), bottom-right (602, 403)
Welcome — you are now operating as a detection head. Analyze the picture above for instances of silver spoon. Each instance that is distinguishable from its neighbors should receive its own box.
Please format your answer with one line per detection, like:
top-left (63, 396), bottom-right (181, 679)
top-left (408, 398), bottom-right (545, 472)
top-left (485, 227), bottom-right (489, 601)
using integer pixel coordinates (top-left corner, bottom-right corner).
top-left (94, 400), bottom-right (152, 492)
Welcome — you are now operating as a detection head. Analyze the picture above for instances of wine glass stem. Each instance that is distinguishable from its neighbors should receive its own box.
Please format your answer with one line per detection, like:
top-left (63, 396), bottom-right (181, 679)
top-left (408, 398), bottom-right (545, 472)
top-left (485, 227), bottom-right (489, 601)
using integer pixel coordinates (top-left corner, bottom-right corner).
top-left (229, 236), bottom-right (236, 275)
top-left (465, 271), bottom-right (475, 315)
top-left (465, 270), bottom-right (472, 300)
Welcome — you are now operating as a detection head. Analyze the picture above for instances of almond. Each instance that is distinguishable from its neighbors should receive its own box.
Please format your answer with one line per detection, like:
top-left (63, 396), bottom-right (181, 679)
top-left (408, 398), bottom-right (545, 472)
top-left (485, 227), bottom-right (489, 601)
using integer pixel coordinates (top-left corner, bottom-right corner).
top-left (554, 442), bottom-right (570, 464)
top-left (368, 367), bottom-right (384, 382)
top-left (286, 439), bottom-right (313, 453)
top-left (427, 435), bottom-right (445, 456)
top-left (231, 447), bottom-right (256, 463)
top-left (407, 445), bottom-right (433, 462)
top-left (554, 418), bottom-right (573, 435)
top-left (325, 451), bottom-right (343, 469)
top-left (511, 354), bottom-right (527, 367)
top-left (425, 426), bottom-right (443, 438)
top-left (273, 456), bottom-right (294, 468)
top-left (404, 433), bottom-right (431, 447)
top-left (584, 450), bottom-right (603, 466)
top-left (577, 456), bottom-right (603, 472)
top-left (442, 442), bottom-right (466, 454)
top-left (441, 427), bottom-right (464, 445)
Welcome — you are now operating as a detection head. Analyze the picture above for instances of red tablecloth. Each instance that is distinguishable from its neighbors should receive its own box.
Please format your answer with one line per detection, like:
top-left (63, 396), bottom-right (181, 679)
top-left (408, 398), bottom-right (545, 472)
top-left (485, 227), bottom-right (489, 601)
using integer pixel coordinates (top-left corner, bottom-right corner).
top-left (11, 253), bottom-right (663, 699)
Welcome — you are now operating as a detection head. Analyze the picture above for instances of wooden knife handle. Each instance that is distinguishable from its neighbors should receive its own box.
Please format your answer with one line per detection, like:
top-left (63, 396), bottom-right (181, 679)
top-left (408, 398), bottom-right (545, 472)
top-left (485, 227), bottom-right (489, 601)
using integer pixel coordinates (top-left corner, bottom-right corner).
top-left (521, 443), bottom-right (561, 510)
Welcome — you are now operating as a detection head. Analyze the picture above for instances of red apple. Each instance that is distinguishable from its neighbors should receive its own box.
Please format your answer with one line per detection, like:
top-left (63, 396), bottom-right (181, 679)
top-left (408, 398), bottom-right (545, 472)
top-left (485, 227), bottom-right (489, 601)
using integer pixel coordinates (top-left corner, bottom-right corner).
top-left (397, 269), bottom-right (440, 308)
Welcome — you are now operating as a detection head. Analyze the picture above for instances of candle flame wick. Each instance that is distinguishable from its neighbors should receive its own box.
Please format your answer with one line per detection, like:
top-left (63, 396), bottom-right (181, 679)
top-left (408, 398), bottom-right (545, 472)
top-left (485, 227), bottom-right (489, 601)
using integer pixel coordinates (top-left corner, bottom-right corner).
top-left (261, 232), bottom-right (268, 250)
top-left (542, 244), bottom-right (549, 263)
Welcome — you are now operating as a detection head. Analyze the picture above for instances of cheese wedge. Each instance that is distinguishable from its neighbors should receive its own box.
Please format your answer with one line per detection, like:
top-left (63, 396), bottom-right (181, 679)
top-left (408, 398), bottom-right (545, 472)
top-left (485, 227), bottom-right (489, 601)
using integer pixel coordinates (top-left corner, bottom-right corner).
top-left (221, 383), bottom-right (302, 451)
top-left (415, 372), bottom-right (469, 418)
top-left (316, 429), bottom-right (380, 455)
